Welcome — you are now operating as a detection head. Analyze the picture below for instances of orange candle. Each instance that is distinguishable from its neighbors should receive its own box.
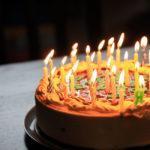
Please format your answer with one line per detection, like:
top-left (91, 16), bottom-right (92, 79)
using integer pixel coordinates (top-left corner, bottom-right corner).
top-left (134, 41), bottom-right (140, 62)
top-left (88, 52), bottom-right (95, 80)
top-left (111, 65), bottom-right (117, 100)
top-left (60, 56), bottom-right (67, 84)
top-left (116, 33), bottom-right (124, 67)
top-left (119, 70), bottom-right (125, 113)
top-left (97, 40), bottom-right (105, 74)
top-left (107, 37), bottom-right (114, 59)
top-left (110, 43), bottom-right (115, 66)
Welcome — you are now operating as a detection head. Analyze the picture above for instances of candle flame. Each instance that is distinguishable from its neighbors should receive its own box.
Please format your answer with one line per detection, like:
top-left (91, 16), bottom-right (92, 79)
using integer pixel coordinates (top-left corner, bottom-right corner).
top-left (141, 36), bottom-right (148, 48)
top-left (108, 37), bottom-right (114, 45)
top-left (135, 61), bottom-right (140, 70)
top-left (61, 56), bottom-right (67, 65)
top-left (134, 41), bottom-right (140, 52)
top-left (110, 43), bottom-right (115, 54)
top-left (111, 65), bottom-right (117, 74)
top-left (51, 67), bottom-right (56, 77)
top-left (124, 51), bottom-right (128, 60)
top-left (98, 40), bottom-right (105, 50)
top-left (117, 32), bottom-right (125, 48)
top-left (71, 49), bottom-right (77, 57)
top-left (72, 42), bottom-right (78, 50)
top-left (91, 51), bottom-right (95, 62)
top-left (139, 75), bottom-right (145, 87)
top-left (107, 57), bottom-right (111, 67)
top-left (72, 60), bottom-right (79, 73)
top-left (65, 70), bottom-right (72, 83)
top-left (119, 70), bottom-right (125, 86)
top-left (90, 69), bottom-right (97, 84)
top-left (44, 49), bottom-right (54, 65)
top-left (86, 45), bottom-right (90, 54)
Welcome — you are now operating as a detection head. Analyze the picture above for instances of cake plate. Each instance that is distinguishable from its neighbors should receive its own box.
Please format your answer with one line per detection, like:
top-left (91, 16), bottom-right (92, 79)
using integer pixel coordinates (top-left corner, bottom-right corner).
top-left (24, 106), bottom-right (88, 150)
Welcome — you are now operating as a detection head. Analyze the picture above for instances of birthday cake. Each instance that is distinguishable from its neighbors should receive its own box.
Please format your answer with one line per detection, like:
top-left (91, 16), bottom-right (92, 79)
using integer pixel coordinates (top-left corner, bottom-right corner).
top-left (35, 34), bottom-right (150, 149)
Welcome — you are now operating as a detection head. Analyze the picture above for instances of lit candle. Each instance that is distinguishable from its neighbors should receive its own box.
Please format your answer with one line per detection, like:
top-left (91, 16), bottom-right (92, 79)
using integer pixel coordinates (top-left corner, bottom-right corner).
top-left (70, 43), bottom-right (78, 64)
top-left (134, 41), bottom-right (140, 62)
top-left (90, 69), bottom-right (97, 105)
top-left (87, 51), bottom-right (95, 80)
top-left (134, 75), bottom-right (145, 105)
top-left (60, 56), bottom-right (67, 84)
top-left (111, 65), bottom-right (117, 100)
top-left (116, 33), bottom-right (124, 67)
top-left (43, 52), bottom-right (51, 79)
top-left (105, 57), bottom-right (111, 93)
top-left (119, 70), bottom-right (125, 113)
top-left (140, 36), bottom-right (148, 65)
top-left (110, 43), bottom-right (115, 66)
top-left (48, 67), bottom-right (56, 92)
top-left (86, 45), bottom-right (91, 63)
top-left (97, 40), bottom-right (105, 74)
top-left (124, 51), bottom-right (130, 86)
top-left (48, 49), bottom-right (55, 77)
top-left (107, 37), bottom-right (114, 59)
top-left (134, 61), bottom-right (140, 91)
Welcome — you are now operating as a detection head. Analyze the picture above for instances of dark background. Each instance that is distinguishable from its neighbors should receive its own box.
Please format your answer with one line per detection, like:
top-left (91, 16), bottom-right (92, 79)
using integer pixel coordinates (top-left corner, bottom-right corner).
top-left (0, 0), bottom-right (150, 64)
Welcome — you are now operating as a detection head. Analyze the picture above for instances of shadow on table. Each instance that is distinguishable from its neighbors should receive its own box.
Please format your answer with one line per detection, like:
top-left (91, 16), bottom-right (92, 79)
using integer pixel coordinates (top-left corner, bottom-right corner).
top-left (24, 133), bottom-right (50, 150)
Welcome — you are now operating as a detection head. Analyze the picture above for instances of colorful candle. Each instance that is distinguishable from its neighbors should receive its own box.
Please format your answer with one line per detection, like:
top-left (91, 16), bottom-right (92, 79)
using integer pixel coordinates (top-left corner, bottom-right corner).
top-left (140, 36), bottom-right (148, 65)
top-left (124, 51), bottom-right (130, 86)
top-left (110, 43), bottom-right (115, 66)
top-left (97, 40), bottom-right (105, 74)
top-left (134, 41), bottom-right (140, 62)
top-left (60, 56), bottom-right (67, 84)
top-left (134, 61), bottom-right (140, 91)
top-left (111, 65), bottom-right (117, 100)
top-left (70, 43), bottom-right (78, 64)
top-left (90, 69), bottom-right (97, 105)
top-left (119, 70), bottom-right (125, 113)
top-left (116, 33), bottom-right (124, 67)
top-left (107, 37), bottom-right (114, 59)
top-left (86, 45), bottom-right (91, 63)
top-left (65, 70), bottom-right (72, 96)
top-left (48, 49), bottom-right (55, 78)
top-left (134, 75), bottom-right (145, 105)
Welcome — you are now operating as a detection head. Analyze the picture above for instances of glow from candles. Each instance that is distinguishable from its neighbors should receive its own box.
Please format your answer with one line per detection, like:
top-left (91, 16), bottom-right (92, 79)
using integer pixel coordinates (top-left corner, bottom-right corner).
top-left (72, 60), bottom-right (79, 73)
top-left (61, 56), bottom-right (67, 65)
top-left (110, 43), bottom-right (115, 54)
top-left (91, 51), bottom-right (95, 62)
top-left (141, 36), bottom-right (148, 48)
top-left (124, 51), bottom-right (128, 60)
top-left (44, 49), bottom-right (54, 65)
top-left (98, 40), bottom-right (105, 50)
top-left (111, 65), bottom-right (117, 74)
top-left (86, 45), bottom-right (91, 54)
top-left (90, 69), bottom-right (97, 84)
top-left (134, 41), bottom-right (140, 52)
top-left (119, 70), bottom-right (125, 86)
top-left (72, 42), bottom-right (78, 50)
top-left (108, 37), bottom-right (114, 45)
top-left (71, 49), bottom-right (77, 57)
top-left (117, 32), bottom-right (125, 48)
top-left (139, 75), bottom-right (145, 87)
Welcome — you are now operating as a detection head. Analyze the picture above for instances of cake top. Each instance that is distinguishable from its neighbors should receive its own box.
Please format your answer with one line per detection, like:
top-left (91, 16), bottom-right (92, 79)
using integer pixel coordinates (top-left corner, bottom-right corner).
top-left (36, 33), bottom-right (150, 118)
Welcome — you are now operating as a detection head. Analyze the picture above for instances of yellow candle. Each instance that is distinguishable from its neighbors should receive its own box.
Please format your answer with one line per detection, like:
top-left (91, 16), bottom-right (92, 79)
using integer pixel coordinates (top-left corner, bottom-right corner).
top-left (60, 56), bottom-right (67, 84)
top-left (70, 43), bottom-right (78, 64)
top-left (110, 43), bottom-right (115, 66)
top-left (119, 70), bottom-right (125, 113)
top-left (107, 37), bottom-right (114, 59)
top-left (65, 70), bottom-right (72, 96)
top-left (90, 69), bottom-right (97, 105)
top-left (124, 51), bottom-right (130, 86)
top-left (97, 40), bottom-right (105, 73)
top-left (116, 33), bottom-right (124, 67)
top-left (134, 41), bottom-right (139, 62)
top-left (111, 65), bottom-right (117, 99)
top-left (134, 61), bottom-right (140, 90)
top-left (86, 45), bottom-right (91, 63)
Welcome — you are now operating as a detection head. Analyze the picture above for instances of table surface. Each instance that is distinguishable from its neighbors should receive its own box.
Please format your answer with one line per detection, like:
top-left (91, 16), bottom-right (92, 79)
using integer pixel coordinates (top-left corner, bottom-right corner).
top-left (0, 47), bottom-right (148, 150)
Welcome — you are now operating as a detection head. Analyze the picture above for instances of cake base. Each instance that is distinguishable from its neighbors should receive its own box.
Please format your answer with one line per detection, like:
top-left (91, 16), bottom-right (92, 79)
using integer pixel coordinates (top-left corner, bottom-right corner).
top-left (35, 98), bottom-right (150, 149)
